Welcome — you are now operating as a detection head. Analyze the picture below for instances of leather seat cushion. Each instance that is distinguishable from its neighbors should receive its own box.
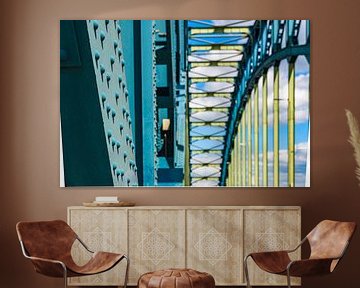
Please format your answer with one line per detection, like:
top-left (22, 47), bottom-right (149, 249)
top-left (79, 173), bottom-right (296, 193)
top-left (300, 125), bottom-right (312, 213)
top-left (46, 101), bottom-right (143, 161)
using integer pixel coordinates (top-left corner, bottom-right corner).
top-left (138, 268), bottom-right (215, 288)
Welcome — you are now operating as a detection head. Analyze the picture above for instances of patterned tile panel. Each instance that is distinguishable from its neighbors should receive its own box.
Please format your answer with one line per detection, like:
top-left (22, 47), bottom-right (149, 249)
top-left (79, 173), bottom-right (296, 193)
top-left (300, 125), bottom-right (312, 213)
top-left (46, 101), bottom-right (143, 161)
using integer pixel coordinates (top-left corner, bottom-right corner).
top-left (68, 208), bottom-right (127, 286)
top-left (187, 209), bottom-right (243, 285)
top-left (244, 209), bottom-right (301, 285)
top-left (128, 209), bottom-right (186, 284)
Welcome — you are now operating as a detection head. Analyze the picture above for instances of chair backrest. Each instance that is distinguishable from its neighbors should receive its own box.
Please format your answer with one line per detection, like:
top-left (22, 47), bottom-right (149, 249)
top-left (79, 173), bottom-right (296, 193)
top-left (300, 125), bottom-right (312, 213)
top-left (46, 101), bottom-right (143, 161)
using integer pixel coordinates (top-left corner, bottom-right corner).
top-left (16, 220), bottom-right (77, 261)
top-left (307, 220), bottom-right (356, 261)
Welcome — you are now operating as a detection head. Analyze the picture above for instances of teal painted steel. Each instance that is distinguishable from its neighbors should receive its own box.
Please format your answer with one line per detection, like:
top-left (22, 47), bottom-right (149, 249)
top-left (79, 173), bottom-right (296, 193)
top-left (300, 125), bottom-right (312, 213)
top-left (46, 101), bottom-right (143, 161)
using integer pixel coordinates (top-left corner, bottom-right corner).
top-left (119, 20), bottom-right (187, 186)
top-left (118, 20), bottom-right (159, 186)
top-left (61, 20), bottom-right (125, 186)
top-left (61, 20), bottom-right (187, 186)
top-left (85, 20), bottom-right (138, 186)
top-left (173, 20), bottom-right (187, 170)
top-left (139, 20), bottom-right (158, 186)
top-left (155, 20), bottom-right (186, 186)
top-left (119, 20), bottom-right (136, 139)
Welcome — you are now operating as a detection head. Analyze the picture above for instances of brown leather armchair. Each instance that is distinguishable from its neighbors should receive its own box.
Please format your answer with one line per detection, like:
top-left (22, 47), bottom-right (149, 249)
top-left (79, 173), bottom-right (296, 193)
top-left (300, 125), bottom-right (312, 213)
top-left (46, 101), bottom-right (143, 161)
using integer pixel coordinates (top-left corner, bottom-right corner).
top-left (244, 220), bottom-right (356, 288)
top-left (16, 220), bottom-right (129, 288)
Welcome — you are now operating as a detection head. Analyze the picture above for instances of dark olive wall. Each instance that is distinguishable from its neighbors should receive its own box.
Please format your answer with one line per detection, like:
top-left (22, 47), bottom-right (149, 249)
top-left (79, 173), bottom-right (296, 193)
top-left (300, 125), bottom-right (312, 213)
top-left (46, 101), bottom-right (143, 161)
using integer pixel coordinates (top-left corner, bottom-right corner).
top-left (1, 0), bottom-right (360, 287)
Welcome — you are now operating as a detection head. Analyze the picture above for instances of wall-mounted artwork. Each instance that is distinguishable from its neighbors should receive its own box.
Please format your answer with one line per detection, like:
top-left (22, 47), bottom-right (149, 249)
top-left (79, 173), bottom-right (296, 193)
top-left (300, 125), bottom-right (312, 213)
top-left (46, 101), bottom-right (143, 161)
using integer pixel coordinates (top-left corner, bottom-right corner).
top-left (60, 20), bottom-right (310, 187)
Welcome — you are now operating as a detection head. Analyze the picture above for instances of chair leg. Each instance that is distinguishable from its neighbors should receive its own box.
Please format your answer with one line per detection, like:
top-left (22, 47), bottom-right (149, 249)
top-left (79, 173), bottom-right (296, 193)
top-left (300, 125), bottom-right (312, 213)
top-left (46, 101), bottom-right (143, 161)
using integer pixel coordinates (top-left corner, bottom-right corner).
top-left (123, 255), bottom-right (130, 288)
top-left (62, 265), bottom-right (68, 288)
top-left (244, 255), bottom-right (252, 288)
top-left (286, 270), bottom-right (291, 288)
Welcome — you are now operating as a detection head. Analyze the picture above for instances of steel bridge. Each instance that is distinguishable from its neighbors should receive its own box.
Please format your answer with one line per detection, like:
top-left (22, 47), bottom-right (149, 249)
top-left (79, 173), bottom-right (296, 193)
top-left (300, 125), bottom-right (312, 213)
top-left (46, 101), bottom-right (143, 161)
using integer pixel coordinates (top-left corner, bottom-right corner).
top-left (186, 20), bottom-right (310, 187)
top-left (60, 20), bottom-right (310, 187)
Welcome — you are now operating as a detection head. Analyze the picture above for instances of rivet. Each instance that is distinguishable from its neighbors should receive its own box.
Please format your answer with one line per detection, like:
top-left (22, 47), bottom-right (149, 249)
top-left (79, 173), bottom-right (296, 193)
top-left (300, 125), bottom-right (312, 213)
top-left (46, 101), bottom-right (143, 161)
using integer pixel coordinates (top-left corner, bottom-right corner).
top-left (94, 51), bottom-right (100, 68)
top-left (100, 65), bottom-right (105, 81)
top-left (110, 57), bottom-right (115, 71)
top-left (117, 49), bottom-right (122, 62)
top-left (113, 41), bottom-right (118, 54)
top-left (107, 131), bottom-right (112, 144)
top-left (100, 93), bottom-right (106, 108)
top-left (106, 74), bottom-right (111, 88)
top-left (111, 139), bottom-right (116, 151)
top-left (118, 76), bottom-right (122, 88)
top-left (112, 164), bottom-right (117, 175)
top-left (100, 32), bottom-right (106, 48)
top-left (111, 110), bottom-right (116, 123)
top-left (106, 106), bottom-right (111, 119)
top-left (93, 20), bottom-right (99, 38)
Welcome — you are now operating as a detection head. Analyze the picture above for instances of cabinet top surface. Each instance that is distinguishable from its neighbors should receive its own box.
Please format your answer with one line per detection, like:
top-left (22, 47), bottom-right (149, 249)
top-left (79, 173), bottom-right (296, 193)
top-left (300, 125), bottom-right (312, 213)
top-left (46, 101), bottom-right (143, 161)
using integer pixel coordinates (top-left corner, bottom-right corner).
top-left (68, 205), bottom-right (301, 210)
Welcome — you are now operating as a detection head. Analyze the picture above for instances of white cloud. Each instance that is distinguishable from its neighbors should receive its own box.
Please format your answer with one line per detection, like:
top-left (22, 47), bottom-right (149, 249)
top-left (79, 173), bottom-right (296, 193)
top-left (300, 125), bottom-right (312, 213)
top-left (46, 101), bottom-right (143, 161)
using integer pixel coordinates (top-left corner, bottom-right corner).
top-left (208, 20), bottom-right (256, 27)
top-left (189, 66), bottom-right (238, 78)
top-left (243, 141), bottom-right (308, 187)
top-left (253, 58), bottom-right (309, 127)
top-left (297, 20), bottom-right (308, 46)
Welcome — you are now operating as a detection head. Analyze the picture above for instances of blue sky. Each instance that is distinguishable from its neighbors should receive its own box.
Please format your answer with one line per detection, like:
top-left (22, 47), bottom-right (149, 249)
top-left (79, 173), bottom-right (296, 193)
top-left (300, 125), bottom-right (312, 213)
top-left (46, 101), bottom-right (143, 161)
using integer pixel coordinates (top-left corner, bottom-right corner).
top-left (252, 55), bottom-right (310, 187)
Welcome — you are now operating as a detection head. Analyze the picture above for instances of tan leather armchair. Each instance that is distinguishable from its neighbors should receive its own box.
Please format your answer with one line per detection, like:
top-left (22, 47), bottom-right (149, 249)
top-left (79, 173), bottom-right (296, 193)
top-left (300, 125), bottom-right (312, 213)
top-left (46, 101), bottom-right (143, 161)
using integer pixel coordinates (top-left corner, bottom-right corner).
top-left (244, 220), bottom-right (356, 288)
top-left (16, 220), bottom-right (129, 288)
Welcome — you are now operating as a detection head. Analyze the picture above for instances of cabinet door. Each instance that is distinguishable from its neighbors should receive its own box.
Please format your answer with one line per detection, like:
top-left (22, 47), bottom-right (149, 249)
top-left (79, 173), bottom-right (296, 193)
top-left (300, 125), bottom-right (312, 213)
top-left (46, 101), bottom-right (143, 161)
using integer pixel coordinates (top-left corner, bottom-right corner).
top-left (68, 208), bottom-right (128, 286)
top-left (128, 209), bottom-right (186, 284)
top-left (243, 208), bottom-right (301, 286)
top-left (186, 209), bottom-right (243, 285)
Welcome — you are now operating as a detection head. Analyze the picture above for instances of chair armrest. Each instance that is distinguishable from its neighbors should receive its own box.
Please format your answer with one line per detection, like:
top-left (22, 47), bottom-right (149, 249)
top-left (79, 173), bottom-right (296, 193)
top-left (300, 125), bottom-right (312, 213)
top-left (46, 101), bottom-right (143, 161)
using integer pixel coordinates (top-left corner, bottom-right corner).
top-left (248, 250), bottom-right (289, 256)
top-left (245, 237), bottom-right (306, 259)
top-left (26, 255), bottom-right (65, 266)
top-left (287, 258), bottom-right (336, 277)
top-left (76, 236), bottom-right (94, 253)
top-left (246, 250), bottom-right (291, 261)
top-left (286, 237), bottom-right (307, 253)
top-left (245, 251), bottom-right (292, 274)
top-left (25, 255), bottom-right (67, 278)
top-left (19, 240), bottom-right (67, 277)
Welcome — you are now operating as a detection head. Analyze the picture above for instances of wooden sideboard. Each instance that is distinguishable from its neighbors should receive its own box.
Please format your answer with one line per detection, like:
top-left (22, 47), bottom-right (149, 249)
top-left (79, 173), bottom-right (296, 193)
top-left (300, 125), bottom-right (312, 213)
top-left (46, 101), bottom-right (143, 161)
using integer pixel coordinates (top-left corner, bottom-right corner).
top-left (67, 206), bottom-right (301, 286)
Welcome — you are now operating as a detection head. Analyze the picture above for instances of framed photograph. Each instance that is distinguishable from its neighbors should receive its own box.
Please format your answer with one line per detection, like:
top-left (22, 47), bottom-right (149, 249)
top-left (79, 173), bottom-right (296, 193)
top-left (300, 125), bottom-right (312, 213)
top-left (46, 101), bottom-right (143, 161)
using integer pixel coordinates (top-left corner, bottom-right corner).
top-left (60, 20), bottom-right (310, 187)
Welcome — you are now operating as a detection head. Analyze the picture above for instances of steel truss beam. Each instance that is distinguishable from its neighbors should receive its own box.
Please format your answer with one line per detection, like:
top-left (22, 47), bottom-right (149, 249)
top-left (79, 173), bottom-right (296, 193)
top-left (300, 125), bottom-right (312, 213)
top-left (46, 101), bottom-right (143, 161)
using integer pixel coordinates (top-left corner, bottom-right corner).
top-left (187, 20), bottom-right (256, 186)
top-left (220, 20), bottom-right (310, 186)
